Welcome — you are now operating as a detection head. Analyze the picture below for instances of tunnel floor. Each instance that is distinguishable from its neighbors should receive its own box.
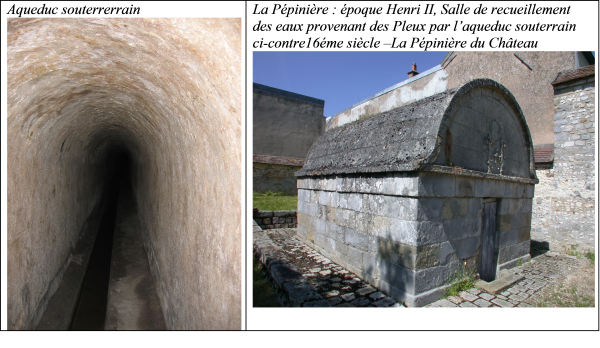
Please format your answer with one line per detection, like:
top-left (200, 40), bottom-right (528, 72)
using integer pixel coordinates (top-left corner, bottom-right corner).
top-left (70, 171), bottom-right (165, 330)
top-left (69, 174), bottom-right (120, 330)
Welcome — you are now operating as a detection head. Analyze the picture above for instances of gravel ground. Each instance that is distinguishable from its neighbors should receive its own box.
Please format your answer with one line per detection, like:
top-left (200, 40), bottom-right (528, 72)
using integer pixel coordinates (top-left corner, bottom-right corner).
top-left (533, 256), bottom-right (595, 307)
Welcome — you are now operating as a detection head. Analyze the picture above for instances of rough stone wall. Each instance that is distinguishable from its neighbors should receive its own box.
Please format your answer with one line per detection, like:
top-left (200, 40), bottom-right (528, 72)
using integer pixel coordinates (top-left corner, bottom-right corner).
top-left (7, 19), bottom-right (241, 330)
top-left (531, 86), bottom-right (595, 251)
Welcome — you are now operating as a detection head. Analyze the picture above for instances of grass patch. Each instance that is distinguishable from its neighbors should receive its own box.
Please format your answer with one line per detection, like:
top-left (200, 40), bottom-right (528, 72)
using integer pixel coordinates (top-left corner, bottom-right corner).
top-left (250, 191), bottom-right (300, 306)
top-left (565, 244), bottom-right (594, 261)
top-left (584, 251), bottom-right (596, 264)
top-left (253, 191), bottom-right (297, 211)
top-left (443, 269), bottom-right (476, 298)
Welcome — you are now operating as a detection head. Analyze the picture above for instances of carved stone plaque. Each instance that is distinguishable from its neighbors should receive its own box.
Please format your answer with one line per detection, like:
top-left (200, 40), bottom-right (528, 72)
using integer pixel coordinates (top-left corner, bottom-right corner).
top-left (484, 120), bottom-right (505, 174)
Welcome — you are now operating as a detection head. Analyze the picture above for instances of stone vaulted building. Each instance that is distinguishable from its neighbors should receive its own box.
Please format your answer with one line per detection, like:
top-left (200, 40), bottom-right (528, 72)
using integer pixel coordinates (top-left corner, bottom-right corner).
top-left (324, 51), bottom-right (596, 253)
top-left (296, 79), bottom-right (537, 306)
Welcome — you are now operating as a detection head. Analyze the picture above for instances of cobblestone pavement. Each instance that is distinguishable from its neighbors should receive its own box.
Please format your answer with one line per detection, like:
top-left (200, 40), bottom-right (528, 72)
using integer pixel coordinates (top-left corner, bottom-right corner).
top-left (263, 228), bottom-right (583, 308)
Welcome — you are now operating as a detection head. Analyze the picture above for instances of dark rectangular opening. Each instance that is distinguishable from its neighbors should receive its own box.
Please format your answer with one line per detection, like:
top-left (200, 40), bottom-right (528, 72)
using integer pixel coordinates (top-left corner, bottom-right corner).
top-left (478, 198), bottom-right (497, 282)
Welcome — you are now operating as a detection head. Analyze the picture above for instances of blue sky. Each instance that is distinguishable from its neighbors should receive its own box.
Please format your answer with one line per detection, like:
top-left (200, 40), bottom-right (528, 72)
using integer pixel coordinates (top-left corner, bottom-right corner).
top-left (253, 51), bottom-right (595, 117)
top-left (253, 51), bottom-right (449, 117)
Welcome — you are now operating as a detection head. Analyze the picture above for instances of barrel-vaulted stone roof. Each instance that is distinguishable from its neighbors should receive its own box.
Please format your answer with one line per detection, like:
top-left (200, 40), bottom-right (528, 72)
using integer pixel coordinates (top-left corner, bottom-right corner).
top-left (297, 79), bottom-right (537, 183)
top-left (297, 88), bottom-right (455, 175)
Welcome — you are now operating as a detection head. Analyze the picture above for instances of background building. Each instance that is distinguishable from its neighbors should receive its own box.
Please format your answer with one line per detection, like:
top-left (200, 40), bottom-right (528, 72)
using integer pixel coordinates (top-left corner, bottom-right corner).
top-left (532, 64), bottom-right (595, 251)
top-left (253, 83), bottom-right (326, 195)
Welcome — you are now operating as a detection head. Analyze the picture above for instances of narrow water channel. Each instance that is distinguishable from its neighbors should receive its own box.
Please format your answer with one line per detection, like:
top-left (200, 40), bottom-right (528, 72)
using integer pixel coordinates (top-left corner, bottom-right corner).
top-left (69, 153), bottom-right (124, 330)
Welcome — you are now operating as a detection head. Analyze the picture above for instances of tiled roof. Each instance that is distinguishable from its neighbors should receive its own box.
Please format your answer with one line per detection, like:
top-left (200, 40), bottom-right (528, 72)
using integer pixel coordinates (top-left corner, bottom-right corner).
top-left (253, 154), bottom-right (305, 166)
top-left (552, 65), bottom-right (595, 85)
top-left (534, 146), bottom-right (554, 163)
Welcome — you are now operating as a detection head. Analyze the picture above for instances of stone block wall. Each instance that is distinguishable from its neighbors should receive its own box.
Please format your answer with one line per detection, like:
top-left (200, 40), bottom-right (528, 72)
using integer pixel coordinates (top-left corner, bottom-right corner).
top-left (296, 172), bottom-right (534, 306)
top-left (531, 86), bottom-right (595, 251)
top-left (254, 210), bottom-right (297, 229)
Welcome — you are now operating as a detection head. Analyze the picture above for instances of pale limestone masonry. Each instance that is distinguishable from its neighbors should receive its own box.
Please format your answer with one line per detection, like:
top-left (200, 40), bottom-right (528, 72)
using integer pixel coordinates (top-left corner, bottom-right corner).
top-left (296, 174), bottom-right (534, 307)
top-left (532, 73), bottom-right (595, 251)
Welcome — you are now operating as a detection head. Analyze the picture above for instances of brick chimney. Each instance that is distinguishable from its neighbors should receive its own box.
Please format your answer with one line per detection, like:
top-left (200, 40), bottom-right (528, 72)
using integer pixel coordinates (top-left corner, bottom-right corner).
top-left (407, 62), bottom-right (419, 78)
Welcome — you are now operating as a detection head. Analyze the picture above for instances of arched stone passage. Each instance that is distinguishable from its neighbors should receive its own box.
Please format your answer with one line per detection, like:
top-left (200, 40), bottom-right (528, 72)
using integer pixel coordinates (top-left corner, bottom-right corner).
top-left (7, 18), bottom-right (241, 330)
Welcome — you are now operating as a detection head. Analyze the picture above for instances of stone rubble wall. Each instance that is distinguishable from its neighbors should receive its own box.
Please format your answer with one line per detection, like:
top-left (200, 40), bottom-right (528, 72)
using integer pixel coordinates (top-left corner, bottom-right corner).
top-left (254, 210), bottom-right (297, 229)
top-left (531, 86), bottom-right (595, 251)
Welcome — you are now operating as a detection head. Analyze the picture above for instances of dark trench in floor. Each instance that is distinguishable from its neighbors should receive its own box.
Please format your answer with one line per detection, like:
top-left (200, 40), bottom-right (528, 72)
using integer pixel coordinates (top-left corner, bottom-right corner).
top-left (69, 150), bottom-right (129, 330)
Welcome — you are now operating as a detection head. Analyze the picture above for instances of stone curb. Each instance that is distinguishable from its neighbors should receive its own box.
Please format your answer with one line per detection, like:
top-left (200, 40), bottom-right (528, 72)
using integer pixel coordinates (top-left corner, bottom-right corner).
top-left (475, 271), bottom-right (525, 295)
top-left (253, 221), bottom-right (331, 307)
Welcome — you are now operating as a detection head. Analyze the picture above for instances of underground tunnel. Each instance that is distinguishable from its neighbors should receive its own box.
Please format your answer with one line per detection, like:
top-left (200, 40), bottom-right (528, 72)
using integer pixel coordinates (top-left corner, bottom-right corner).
top-left (70, 146), bottom-right (128, 330)
top-left (7, 18), bottom-right (242, 330)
